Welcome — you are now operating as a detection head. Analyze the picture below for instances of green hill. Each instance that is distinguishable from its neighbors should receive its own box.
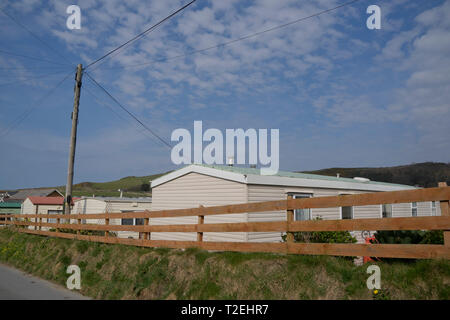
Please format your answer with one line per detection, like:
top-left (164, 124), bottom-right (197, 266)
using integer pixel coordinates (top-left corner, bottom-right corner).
top-left (302, 162), bottom-right (450, 188)
top-left (57, 172), bottom-right (171, 198)
top-left (55, 162), bottom-right (449, 197)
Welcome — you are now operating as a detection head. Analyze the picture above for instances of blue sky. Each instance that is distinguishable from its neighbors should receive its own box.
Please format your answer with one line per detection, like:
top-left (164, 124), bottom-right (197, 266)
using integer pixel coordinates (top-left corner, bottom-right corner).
top-left (0, 0), bottom-right (449, 189)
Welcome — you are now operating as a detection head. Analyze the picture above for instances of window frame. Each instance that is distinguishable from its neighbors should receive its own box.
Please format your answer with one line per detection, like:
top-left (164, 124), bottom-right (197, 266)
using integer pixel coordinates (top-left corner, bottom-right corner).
top-left (291, 193), bottom-right (313, 221)
top-left (121, 210), bottom-right (145, 226)
top-left (47, 210), bottom-right (62, 224)
top-left (381, 204), bottom-right (393, 218)
top-left (339, 193), bottom-right (353, 220)
top-left (411, 202), bottom-right (418, 217)
top-left (340, 206), bottom-right (353, 220)
top-left (431, 201), bottom-right (437, 216)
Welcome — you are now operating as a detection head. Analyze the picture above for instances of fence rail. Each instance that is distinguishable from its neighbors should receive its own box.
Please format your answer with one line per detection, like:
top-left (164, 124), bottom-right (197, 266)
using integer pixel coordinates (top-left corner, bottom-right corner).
top-left (1, 184), bottom-right (449, 260)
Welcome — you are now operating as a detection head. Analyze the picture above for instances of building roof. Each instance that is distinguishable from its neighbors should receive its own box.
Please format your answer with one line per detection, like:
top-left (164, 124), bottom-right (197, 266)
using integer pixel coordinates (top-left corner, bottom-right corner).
top-left (151, 164), bottom-right (416, 192)
top-left (0, 202), bottom-right (21, 208)
top-left (8, 188), bottom-right (63, 202)
top-left (27, 196), bottom-right (77, 205)
top-left (75, 196), bottom-right (152, 203)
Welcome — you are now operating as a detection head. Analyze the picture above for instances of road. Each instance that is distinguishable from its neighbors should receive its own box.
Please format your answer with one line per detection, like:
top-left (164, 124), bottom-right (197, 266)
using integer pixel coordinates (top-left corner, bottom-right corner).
top-left (0, 263), bottom-right (90, 300)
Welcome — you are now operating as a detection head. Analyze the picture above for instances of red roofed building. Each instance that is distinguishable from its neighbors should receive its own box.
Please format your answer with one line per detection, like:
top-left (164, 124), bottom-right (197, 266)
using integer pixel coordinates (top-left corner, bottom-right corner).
top-left (21, 196), bottom-right (79, 231)
top-left (27, 196), bottom-right (76, 206)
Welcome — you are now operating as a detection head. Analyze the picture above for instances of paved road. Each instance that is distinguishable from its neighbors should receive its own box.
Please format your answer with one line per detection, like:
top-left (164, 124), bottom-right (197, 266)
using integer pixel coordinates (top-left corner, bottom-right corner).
top-left (0, 263), bottom-right (90, 300)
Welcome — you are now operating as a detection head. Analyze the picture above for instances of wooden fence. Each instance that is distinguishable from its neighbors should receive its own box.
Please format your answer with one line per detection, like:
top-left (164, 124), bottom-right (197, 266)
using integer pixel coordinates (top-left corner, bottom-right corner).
top-left (1, 184), bottom-right (449, 260)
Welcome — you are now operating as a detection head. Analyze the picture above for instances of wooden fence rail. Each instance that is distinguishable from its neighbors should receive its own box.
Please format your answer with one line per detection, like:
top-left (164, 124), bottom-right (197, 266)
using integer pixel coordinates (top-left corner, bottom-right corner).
top-left (0, 185), bottom-right (449, 260)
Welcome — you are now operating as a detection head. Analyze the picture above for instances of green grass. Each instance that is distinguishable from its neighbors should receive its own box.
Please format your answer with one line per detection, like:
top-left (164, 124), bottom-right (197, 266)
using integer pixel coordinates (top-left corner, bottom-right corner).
top-left (0, 228), bottom-right (449, 300)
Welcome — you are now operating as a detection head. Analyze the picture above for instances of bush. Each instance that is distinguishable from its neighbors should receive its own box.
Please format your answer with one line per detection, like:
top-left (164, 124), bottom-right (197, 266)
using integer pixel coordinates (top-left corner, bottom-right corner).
top-left (282, 217), bottom-right (357, 244)
top-left (375, 230), bottom-right (443, 245)
top-left (49, 228), bottom-right (117, 237)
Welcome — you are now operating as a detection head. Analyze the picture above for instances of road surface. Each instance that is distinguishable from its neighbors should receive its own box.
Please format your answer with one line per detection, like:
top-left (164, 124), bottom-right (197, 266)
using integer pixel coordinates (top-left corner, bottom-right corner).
top-left (0, 263), bottom-right (89, 300)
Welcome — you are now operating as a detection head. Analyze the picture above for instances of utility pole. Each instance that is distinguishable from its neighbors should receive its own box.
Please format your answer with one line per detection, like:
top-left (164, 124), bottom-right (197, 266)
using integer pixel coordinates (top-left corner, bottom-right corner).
top-left (64, 64), bottom-right (83, 216)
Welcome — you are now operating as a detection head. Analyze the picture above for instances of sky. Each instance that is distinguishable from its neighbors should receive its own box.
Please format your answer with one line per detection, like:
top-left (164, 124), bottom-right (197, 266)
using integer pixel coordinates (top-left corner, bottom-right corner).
top-left (0, 0), bottom-right (449, 189)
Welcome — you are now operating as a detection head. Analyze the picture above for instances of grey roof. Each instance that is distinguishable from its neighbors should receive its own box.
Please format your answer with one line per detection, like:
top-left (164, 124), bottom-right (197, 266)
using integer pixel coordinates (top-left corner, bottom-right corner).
top-left (196, 164), bottom-right (414, 188)
top-left (79, 196), bottom-right (152, 203)
top-left (8, 188), bottom-right (63, 201)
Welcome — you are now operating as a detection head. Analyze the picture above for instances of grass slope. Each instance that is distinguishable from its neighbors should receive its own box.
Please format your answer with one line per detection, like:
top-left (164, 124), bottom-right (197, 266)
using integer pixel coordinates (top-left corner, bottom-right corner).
top-left (0, 228), bottom-right (449, 300)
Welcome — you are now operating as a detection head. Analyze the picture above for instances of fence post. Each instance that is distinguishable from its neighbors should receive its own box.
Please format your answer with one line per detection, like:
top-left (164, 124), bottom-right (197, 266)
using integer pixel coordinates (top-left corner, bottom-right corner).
top-left (197, 205), bottom-right (205, 243)
top-left (105, 215), bottom-right (110, 238)
top-left (34, 207), bottom-right (38, 231)
top-left (56, 215), bottom-right (60, 232)
top-left (287, 195), bottom-right (294, 243)
top-left (438, 182), bottom-right (449, 246)
top-left (77, 216), bottom-right (81, 236)
top-left (144, 217), bottom-right (150, 240)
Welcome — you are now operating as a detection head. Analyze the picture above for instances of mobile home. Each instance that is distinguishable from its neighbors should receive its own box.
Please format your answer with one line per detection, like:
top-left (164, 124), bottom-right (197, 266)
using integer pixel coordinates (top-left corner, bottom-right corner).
top-left (72, 197), bottom-right (152, 239)
top-left (150, 164), bottom-right (440, 243)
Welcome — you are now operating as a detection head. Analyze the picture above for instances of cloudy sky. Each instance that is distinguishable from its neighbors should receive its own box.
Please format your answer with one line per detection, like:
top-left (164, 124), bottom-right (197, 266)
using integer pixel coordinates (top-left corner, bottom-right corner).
top-left (0, 0), bottom-right (449, 189)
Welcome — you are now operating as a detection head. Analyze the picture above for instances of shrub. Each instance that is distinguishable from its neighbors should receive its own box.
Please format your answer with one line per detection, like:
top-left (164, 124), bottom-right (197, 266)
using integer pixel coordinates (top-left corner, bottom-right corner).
top-left (282, 217), bottom-right (357, 244)
top-left (49, 228), bottom-right (117, 237)
top-left (375, 230), bottom-right (443, 245)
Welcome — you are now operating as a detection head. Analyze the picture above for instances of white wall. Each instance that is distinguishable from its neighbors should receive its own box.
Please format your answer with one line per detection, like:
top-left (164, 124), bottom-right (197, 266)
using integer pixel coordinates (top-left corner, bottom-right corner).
top-left (151, 172), bottom-right (247, 242)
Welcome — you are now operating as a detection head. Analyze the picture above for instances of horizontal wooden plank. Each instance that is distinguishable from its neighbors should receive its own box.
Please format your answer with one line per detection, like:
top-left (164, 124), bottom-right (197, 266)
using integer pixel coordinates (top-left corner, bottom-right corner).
top-left (9, 186), bottom-right (450, 220)
top-left (288, 186), bottom-right (450, 209)
top-left (288, 216), bottom-right (450, 232)
top-left (15, 228), bottom-right (450, 259)
top-left (9, 216), bottom-right (450, 233)
top-left (287, 243), bottom-right (450, 259)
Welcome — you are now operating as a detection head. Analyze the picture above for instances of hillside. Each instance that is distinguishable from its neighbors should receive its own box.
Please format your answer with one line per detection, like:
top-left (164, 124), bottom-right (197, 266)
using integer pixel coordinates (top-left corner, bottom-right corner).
top-left (302, 162), bottom-right (450, 188)
top-left (57, 172), bottom-right (170, 198)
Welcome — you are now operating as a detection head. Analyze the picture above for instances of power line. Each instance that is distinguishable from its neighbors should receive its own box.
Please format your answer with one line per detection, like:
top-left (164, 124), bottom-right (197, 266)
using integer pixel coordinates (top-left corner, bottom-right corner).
top-left (0, 49), bottom-right (68, 66)
top-left (104, 0), bottom-right (363, 71)
top-left (84, 0), bottom-right (197, 70)
top-left (0, 69), bottom-right (74, 139)
top-left (84, 72), bottom-right (172, 149)
top-left (84, 84), bottom-right (165, 146)
top-left (0, 7), bottom-right (73, 67)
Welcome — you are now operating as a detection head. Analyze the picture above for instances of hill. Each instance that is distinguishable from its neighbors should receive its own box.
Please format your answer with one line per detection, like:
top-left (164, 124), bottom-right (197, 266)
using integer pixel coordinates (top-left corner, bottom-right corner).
top-left (302, 162), bottom-right (450, 188)
top-left (57, 172), bottom-right (171, 198)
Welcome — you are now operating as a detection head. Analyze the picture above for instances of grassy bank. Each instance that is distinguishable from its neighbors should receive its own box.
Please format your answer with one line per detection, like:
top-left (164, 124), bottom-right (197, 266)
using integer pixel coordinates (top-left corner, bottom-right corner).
top-left (0, 228), bottom-right (449, 300)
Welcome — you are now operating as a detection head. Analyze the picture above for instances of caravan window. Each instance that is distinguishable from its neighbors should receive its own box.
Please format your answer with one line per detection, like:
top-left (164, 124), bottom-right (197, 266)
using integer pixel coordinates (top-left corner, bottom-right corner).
top-left (341, 206), bottom-right (353, 219)
top-left (47, 210), bottom-right (62, 223)
top-left (431, 201), bottom-right (437, 216)
top-left (382, 204), bottom-right (392, 218)
top-left (412, 202), bottom-right (418, 217)
top-left (292, 193), bottom-right (312, 221)
top-left (121, 218), bottom-right (133, 225)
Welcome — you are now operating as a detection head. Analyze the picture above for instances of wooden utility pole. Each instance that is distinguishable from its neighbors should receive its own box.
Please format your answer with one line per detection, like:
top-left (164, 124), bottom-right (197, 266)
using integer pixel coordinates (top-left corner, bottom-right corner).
top-left (64, 64), bottom-right (83, 216)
